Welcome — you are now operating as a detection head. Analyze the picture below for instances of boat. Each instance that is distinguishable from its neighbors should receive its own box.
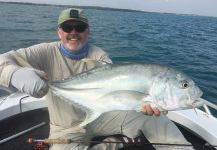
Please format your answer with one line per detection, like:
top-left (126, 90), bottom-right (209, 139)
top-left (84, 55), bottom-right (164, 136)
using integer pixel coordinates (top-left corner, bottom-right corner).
top-left (0, 89), bottom-right (217, 150)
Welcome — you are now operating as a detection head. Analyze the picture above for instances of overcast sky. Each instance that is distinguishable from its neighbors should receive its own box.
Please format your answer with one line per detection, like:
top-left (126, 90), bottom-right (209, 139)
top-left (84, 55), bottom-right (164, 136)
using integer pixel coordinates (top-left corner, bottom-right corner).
top-left (2, 0), bottom-right (217, 17)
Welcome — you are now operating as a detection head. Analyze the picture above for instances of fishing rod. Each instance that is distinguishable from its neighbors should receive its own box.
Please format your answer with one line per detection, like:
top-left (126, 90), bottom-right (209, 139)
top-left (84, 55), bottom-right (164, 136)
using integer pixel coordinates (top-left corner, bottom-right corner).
top-left (27, 138), bottom-right (216, 148)
top-left (0, 122), bottom-right (46, 145)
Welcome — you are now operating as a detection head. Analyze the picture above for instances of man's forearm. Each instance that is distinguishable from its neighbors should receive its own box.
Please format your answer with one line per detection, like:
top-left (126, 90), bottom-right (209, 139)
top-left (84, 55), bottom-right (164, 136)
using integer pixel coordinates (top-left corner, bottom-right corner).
top-left (0, 51), bottom-right (21, 87)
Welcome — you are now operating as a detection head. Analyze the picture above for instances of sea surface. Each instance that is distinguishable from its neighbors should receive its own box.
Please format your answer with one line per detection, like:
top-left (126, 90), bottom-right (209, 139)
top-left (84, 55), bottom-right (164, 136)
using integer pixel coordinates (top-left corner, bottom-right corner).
top-left (0, 2), bottom-right (217, 113)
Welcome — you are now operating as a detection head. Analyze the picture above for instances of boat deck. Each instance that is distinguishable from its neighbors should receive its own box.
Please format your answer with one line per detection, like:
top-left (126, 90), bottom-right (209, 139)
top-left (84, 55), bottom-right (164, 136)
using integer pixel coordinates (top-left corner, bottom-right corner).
top-left (0, 108), bottom-right (215, 150)
top-left (0, 108), bottom-right (49, 150)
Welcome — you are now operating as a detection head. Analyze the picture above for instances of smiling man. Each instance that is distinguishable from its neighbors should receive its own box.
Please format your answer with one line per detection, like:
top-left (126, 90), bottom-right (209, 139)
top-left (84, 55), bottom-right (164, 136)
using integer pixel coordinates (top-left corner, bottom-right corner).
top-left (57, 9), bottom-right (90, 54)
top-left (0, 8), bottom-right (194, 150)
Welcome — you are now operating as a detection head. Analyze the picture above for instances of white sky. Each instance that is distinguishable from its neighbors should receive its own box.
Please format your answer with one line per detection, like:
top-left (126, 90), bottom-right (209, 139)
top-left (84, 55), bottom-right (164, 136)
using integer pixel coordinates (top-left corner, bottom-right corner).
top-left (2, 0), bottom-right (217, 17)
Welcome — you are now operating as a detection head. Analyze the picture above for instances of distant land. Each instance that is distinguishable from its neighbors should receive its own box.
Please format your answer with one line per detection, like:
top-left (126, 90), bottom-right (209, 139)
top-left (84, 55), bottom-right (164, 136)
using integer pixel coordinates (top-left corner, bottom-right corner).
top-left (0, 1), bottom-right (212, 18)
top-left (0, 1), bottom-right (143, 13)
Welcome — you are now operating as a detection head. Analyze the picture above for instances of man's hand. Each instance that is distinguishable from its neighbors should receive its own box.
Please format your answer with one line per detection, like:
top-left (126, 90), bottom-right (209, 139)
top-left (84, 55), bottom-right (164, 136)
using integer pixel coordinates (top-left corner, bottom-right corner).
top-left (141, 104), bottom-right (167, 116)
top-left (11, 67), bottom-right (49, 98)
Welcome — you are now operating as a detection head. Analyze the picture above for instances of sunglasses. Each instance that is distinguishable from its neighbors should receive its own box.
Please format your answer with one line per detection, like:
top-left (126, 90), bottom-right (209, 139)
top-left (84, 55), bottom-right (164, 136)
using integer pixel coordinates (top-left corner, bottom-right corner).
top-left (60, 23), bottom-right (88, 33)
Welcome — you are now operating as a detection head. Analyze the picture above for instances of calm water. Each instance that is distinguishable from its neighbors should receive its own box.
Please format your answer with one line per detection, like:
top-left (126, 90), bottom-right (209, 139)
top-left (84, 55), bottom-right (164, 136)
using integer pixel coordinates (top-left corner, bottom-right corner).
top-left (0, 3), bottom-right (217, 109)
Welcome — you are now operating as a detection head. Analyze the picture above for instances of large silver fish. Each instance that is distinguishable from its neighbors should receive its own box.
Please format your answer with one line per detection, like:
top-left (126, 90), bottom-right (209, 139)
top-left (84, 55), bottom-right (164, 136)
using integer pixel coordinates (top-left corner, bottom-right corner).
top-left (49, 63), bottom-right (203, 126)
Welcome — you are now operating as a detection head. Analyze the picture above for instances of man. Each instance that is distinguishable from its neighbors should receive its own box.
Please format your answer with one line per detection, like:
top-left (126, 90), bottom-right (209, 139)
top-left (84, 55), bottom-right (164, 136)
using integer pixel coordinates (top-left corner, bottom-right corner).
top-left (0, 8), bottom-right (193, 150)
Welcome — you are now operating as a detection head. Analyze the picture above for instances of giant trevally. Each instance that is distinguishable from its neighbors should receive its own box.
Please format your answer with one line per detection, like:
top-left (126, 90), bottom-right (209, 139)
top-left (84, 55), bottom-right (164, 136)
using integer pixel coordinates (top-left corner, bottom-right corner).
top-left (49, 63), bottom-right (203, 127)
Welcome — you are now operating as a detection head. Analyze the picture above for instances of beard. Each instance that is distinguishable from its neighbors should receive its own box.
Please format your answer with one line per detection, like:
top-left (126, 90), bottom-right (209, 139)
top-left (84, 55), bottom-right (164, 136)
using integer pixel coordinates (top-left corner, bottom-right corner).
top-left (65, 42), bottom-right (83, 51)
top-left (65, 34), bottom-right (86, 51)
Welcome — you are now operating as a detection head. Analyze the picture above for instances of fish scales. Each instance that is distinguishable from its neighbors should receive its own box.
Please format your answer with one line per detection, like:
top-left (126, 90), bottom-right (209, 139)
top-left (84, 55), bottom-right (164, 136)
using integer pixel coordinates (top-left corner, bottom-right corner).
top-left (51, 64), bottom-right (168, 90)
top-left (49, 63), bottom-right (203, 126)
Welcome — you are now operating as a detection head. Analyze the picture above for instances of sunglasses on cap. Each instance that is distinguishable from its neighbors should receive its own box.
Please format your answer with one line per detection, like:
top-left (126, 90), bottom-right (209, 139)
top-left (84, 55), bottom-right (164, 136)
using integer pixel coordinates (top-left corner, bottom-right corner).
top-left (59, 22), bottom-right (88, 33)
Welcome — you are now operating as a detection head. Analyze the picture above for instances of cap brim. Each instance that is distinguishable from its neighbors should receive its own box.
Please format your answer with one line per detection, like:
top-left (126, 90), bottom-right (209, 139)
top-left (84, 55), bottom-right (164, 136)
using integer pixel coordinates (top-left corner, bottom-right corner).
top-left (59, 18), bottom-right (88, 25)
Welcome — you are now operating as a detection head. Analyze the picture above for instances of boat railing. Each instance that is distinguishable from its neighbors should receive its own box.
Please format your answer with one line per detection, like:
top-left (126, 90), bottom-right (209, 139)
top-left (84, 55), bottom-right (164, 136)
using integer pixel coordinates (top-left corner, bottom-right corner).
top-left (0, 86), bottom-right (32, 113)
top-left (200, 98), bottom-right (217, 116)
top-left (0, 87), bottom-right (13, 107)
top-left (0, 86), bottom-right (14, 95)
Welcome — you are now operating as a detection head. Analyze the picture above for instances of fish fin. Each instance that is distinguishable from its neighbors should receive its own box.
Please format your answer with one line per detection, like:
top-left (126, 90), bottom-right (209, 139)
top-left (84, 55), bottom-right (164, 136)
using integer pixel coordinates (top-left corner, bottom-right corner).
top-left (59, 87), bottom-right (101, 91)
top-left (79, 112), bottom-right (100, 127)
top-left (50, 90), bottom-right (102, 127)
top-left (141, 95), bottom-right (160, 109)
top-left (49, 81), bottom-right (102, 91)
top-left (142, 95), bottom-right (152, 101)
top-left (142, 95), bottom-right (155, 105)
top-left (136, 95), bottom-right (152, 112)
top-left (99, 90), bottom-right (145, 111)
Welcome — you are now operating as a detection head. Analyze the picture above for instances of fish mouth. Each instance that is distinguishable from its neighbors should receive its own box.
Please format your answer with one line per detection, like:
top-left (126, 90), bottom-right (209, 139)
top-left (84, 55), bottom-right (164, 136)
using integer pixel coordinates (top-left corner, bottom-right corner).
top-left (188, 99), bottom-right (204, 107)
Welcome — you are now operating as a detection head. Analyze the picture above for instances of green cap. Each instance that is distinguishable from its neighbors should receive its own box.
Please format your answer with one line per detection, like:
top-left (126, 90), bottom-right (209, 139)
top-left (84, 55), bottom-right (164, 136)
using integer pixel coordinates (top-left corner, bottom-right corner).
top-left (58, 8), bottom-right (88, 25)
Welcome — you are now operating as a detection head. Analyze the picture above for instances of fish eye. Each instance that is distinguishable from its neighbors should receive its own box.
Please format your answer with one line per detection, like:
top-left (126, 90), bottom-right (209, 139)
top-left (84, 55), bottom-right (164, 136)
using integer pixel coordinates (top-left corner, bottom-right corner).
top-left (180, 80), bottom-right (189, 89)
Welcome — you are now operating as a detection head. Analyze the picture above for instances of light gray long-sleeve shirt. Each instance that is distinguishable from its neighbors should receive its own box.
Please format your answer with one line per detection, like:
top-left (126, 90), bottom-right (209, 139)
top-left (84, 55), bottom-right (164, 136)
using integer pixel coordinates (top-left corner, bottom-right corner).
top-left (0, 41), bottom-right (112, 137)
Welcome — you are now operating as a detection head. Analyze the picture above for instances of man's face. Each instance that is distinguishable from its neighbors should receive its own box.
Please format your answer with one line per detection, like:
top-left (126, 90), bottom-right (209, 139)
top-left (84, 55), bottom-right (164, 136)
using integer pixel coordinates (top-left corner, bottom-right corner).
top-left (57, 20), bottom-right (89, 51)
